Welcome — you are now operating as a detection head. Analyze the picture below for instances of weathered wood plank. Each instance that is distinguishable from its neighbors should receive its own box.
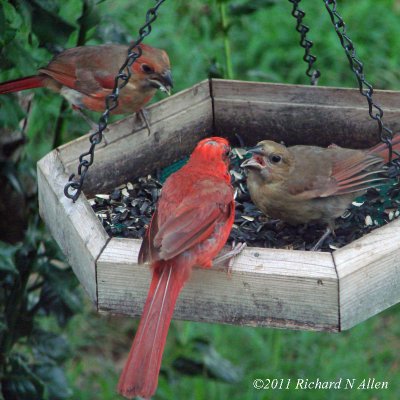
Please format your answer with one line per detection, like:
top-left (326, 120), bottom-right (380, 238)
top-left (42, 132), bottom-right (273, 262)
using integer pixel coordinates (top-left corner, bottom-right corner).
top-left (37, 150), bottom-right (109, 302)
top-left (97, 238), bottom-right (339, 331)
top-left (58, 80), bottom-right (213, 196)
top-left (212, 80), bottom-right (400, 148)
top-left (333, 218), bottom-right (400, 330)
top-left (212, 79), bottom-right (400, 107)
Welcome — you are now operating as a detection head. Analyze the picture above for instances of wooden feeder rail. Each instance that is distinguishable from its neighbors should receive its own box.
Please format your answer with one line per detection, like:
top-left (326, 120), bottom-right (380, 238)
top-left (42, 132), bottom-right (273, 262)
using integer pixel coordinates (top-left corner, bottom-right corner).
top-left (38, 79), bottom-right (400, 332)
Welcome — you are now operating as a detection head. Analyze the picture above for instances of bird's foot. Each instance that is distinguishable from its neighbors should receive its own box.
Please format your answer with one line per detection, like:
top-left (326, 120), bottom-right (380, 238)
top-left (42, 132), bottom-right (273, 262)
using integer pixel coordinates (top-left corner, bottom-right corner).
top-left (311, 227), bottom-right (333, 251)
top-left (137, 109), bottom-right (151, 135)
top-left (213, 242), bottom-right (247, 277)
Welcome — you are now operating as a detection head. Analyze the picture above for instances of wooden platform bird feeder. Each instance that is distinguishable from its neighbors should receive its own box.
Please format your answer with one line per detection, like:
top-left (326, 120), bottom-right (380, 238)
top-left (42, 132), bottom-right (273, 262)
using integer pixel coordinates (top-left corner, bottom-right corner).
top-left (38, 79), bottom-right (400, 332)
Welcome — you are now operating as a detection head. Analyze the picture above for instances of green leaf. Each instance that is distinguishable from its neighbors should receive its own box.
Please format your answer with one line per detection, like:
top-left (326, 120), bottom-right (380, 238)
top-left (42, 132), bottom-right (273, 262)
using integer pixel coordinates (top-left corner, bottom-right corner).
top-left (12, 311), bottom-right (34, 341)
top-left (78, 0), bottom-right (101, 33)
top-left (1, 379), bottom-right (44, 400)
top-left (33, 362), bottom-right (72, 400)
top-left (0, 97), bottom-right (25, 131)
top-left (31, 329), bottom-right (71, 363)
top-left (172, 338), bottom-right (242, 383)
top-left (28, 0), bottom-right (76, 47)
top-left (0, 241), bottom-right (21, 274)
top-left (0, 317), bottom-right (7, 334)
top-left (31, 0), bottom-right (60, 14)
top-left (38, 266), bottom-right (82, 327)
top-left (2, 354), bottom-right (45, 400)
top-left (2, 161), bottom-right (24, 194)
top-left (0, 4), bottom-right (17, 47)
top-left (1, 1), bottom-right (23, 28)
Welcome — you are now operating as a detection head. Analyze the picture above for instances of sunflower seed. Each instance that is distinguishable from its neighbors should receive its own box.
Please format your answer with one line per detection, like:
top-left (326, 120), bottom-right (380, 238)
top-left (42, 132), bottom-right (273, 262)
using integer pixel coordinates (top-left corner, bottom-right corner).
top-left (96, 194), bottom-right (110, 200)
top-left (365, 215), bottom-right (373, 226)
top-left (230, 170), bottom-right (244, 181)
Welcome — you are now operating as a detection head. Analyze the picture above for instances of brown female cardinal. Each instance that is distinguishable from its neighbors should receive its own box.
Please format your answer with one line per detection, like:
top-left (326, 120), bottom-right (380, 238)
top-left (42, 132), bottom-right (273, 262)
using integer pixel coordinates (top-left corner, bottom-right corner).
top-left (241, 138), bottom-right (400, 247)
top-left (117, 137), bottom-right (236, 399)
top-left (0, 43), bottom-right (172, 115)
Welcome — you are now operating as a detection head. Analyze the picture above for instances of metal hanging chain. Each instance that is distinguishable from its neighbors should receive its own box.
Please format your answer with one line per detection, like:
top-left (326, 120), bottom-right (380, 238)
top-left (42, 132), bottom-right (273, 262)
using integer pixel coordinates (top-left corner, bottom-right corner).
top-left (289, 0), bottom-right (321, 85)
top-left (64, 0), bottom-right (167, 202)
top-left (324, 0), bottom-right (400, 176)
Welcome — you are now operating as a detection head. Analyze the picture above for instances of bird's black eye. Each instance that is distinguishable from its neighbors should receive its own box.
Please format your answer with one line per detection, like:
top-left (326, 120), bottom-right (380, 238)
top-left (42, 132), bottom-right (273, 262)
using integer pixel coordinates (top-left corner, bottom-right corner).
top-left (270, 154), bottom-right (282, 163)
top-left (141, 64), bottom-right (154, 74)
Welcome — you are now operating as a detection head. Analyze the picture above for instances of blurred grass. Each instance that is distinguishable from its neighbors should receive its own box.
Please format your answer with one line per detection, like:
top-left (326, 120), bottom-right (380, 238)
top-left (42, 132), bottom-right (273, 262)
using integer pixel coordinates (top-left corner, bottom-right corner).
top-left (62, 295), bottom-right (400, 400)
top-left (2, 0), bottom-right (400, 399)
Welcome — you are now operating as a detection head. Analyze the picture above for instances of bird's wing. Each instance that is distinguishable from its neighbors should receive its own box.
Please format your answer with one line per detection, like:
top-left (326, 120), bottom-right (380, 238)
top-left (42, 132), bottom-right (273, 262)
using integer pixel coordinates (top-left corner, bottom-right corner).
top-left (326, 152), bottom-right (387, 196)
top-left (139, 178), bottom-right (233, 263)
top-left (39, 45), bottom-right (126, 95)
top-left (39, 63), bottom-right (77, 90)
top-left (289, 150), bottom-right (386, 199)
top-left (40, 63), bottom-right (113, 96)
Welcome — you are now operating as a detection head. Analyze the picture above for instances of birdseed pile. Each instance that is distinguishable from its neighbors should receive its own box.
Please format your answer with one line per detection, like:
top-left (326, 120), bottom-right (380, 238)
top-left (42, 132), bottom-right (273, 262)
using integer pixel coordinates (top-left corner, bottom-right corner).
top-left (90, 147), bottom-right (400, 252)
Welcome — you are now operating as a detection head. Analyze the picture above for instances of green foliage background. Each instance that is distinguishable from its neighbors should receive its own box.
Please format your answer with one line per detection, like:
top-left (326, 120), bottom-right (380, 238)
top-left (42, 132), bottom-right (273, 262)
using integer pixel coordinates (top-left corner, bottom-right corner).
top-left (0, 0), bottom-right (399, 399)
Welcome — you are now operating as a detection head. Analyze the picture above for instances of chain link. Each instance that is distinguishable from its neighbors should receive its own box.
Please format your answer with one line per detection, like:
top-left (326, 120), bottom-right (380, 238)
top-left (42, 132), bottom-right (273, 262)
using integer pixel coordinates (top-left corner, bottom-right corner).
top-left (289, 0), bottom-right (321, 85)
top-left (64, 0), bottom-right (167, 202)
top-left (324, 0), bottom-right (400, 176)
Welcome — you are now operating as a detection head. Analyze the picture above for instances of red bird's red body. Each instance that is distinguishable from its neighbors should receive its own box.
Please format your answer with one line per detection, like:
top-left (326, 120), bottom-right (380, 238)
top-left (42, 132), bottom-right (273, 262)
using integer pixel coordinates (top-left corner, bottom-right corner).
top-left (0, 44), bottom-right (172, 115)
top-left (117, 137), bottom-right (235, 399)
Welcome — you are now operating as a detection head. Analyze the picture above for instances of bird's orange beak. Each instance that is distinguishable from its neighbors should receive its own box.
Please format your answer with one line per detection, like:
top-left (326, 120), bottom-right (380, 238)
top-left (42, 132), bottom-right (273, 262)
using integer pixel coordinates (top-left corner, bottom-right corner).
top-left (241, 155), bottom-right (265, 170)
top-left (161, 69), bottom-right (173, 90)
top-left (241, 146), bottom-right (266, 169)
top-left (148, 69), bottom-right (173, 95)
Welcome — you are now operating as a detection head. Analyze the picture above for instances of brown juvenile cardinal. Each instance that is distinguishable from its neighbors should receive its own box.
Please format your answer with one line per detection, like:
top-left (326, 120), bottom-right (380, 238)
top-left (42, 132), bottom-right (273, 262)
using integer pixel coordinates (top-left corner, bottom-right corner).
top-left (117, 137), bottom-right (237, 399)
top-left (0, 43), bottom-right (172, 115)
top-left (241, 137), bottom-right (400, 247)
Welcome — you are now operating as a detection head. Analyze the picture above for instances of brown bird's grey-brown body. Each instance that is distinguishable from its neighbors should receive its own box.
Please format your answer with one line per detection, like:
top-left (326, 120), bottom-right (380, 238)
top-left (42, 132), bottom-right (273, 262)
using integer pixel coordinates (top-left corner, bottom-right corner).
top-left (241, 139), bottom-right (400, 229)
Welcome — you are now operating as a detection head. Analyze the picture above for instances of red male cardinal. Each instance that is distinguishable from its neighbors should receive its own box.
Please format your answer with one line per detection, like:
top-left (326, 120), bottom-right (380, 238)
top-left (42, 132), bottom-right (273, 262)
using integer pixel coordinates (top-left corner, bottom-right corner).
top-left (241, 137), bottom-right (400, 247)
top-left (0, 43), bottom-right (172, 115)
top-left (117, 137), bottom-right (235, 399)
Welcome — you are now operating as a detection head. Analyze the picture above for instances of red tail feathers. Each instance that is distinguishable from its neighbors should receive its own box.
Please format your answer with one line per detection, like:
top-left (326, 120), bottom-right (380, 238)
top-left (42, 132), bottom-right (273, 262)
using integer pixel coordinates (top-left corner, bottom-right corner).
top-left (117, 262), bottom-right (191, 399)
top-left (369, 134), bottom-right (400, 162)
top-left (0, 75), bottom-right (45, 94)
